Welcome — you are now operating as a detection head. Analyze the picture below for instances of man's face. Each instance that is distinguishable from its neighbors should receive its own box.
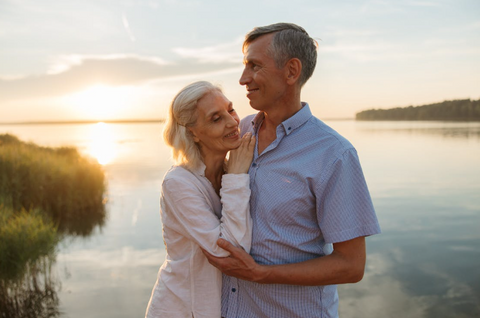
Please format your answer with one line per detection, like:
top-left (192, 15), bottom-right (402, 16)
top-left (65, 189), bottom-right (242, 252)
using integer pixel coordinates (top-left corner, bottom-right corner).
top-left (239, 34), bottom-right (288, 112)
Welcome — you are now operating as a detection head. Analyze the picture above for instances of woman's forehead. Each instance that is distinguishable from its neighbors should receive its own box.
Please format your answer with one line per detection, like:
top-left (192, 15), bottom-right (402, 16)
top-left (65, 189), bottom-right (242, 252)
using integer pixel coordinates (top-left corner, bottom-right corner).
top-left (197, 91), bottom-right (231, 118)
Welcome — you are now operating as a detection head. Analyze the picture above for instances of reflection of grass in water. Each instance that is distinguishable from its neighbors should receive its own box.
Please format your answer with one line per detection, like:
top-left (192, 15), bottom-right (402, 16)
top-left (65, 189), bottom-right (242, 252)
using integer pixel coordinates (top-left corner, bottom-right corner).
top-left (0, 133), bottom-right (107, 315)
top-left (0, 255), bottom-right (60, 318)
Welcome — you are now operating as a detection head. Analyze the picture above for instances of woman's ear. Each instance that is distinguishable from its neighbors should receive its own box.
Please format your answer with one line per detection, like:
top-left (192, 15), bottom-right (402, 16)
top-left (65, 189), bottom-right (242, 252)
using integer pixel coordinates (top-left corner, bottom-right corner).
top-left (188, 127), bottom-right (200, 143)
top-left (285, 58), bottom-right (302, 85)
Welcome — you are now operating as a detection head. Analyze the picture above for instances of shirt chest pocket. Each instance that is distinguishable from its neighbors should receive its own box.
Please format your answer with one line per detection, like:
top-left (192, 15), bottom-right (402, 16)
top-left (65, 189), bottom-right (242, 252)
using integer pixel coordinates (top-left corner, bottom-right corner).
top-left (260, 170), bottom-right (314, 214)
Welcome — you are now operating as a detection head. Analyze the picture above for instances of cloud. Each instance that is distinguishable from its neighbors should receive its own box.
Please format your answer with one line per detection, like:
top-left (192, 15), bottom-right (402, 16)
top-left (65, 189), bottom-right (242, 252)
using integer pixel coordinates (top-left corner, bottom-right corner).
top-left (360, 0), bottom-right (444, 14)
top-left (339, 249), bottom-right (480, 318)
top-left (46, 54), bottom-right (169, 75)
top-left (406, 1), bottom-right (442, 7)
top-left (122, 13), bottom-right (136, 42)
top-left (328, 28), bottom-right (383, 38)
top-left (172, 37), bottom-right (244, 63)
top-left (0, 54), bottom-right (239, 102)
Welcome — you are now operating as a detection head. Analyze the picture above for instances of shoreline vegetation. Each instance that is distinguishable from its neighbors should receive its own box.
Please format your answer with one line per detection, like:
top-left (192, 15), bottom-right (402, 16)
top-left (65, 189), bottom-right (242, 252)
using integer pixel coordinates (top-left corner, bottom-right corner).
top-left (0, 133), bottom-right (107, 316)
top-left (356, 99), bottom-right (480, 121)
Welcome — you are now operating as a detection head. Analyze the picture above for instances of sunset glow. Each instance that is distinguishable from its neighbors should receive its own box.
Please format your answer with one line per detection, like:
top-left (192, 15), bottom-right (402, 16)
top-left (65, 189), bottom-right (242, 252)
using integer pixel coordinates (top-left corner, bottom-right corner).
top-left (0, 0), bottom-right (479, 122)
top-left (87, 122), bottom-right (117, 165)
top-left (68, 85), bottom-right (135, 120)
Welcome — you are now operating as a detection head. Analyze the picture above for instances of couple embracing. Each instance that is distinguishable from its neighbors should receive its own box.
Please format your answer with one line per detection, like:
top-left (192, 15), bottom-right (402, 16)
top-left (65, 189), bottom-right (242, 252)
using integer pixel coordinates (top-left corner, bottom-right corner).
top-left (145, 22), bottom-right (381, 318)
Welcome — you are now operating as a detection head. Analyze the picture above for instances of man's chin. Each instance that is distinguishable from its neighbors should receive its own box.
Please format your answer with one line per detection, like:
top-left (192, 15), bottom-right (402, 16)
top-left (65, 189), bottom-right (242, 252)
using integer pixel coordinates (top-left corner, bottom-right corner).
top-left (249, 101), bottom-right (263, 111)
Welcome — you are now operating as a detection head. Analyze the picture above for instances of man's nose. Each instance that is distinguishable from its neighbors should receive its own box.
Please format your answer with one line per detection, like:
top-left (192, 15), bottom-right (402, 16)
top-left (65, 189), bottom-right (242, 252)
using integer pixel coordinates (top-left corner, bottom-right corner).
top-left (239, 68), bottom-right (251, 86)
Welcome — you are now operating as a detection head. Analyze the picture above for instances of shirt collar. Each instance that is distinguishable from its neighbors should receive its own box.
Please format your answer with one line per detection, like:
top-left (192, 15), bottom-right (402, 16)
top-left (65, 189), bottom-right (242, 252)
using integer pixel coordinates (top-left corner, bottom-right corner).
top-left (190, 161), bottom-right (207, 176)
top-left (250, 102), bottom-right (312, 135)
top-left (189, 160), bottom-right (227, 177)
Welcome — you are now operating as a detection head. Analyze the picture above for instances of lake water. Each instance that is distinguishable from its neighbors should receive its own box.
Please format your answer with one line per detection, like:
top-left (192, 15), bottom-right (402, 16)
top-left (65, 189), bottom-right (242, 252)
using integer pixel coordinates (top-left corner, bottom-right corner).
top-left (1, 120), bottom-right (479, 318)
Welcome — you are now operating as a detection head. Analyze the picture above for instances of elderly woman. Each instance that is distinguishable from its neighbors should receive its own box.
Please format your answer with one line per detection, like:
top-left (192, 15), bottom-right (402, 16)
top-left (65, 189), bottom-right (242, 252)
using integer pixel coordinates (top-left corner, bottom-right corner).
top-left (145, 81), bottom-right (255, 318)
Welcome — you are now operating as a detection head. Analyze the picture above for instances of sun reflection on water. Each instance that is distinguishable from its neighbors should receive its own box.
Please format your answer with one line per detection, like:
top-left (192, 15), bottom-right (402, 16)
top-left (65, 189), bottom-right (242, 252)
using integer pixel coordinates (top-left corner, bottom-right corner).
top-left (87, 122), bottom-right (117, 165)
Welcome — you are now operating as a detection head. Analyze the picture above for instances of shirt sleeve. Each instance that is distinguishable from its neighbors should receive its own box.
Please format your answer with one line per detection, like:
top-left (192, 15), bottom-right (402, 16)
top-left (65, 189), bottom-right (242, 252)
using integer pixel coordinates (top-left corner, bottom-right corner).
top-left (161, 173), bottom-right (252, 257)
top-left (220, 174), bottom-right (252, 253)
top-left (316, 148), bottom-right (381, 244)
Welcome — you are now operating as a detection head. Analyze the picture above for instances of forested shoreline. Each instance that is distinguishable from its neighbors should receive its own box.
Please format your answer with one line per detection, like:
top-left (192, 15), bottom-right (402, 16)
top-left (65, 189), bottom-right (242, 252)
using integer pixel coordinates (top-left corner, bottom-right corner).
top-left (356, 99), bottom-right (480, 121)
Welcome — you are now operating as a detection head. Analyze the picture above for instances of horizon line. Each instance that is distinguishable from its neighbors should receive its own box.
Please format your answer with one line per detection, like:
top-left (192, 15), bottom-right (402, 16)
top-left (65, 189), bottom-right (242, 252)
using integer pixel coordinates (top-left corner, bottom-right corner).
top-left (0, 117), bottom-right (356, 125)
top-left (0, 119), bottom-right (166, 125)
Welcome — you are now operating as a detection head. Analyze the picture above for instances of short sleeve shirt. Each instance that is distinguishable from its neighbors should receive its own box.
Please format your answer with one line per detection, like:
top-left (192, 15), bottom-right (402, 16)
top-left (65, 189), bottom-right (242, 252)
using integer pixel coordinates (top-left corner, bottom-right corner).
top-left (221, 103), bottom-right (381, 318)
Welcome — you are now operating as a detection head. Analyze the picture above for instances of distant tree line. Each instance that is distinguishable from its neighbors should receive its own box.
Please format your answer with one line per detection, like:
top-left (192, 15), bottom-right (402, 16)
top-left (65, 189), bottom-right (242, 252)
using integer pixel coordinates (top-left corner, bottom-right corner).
top-left (356, 99), bottom-right (480, 121)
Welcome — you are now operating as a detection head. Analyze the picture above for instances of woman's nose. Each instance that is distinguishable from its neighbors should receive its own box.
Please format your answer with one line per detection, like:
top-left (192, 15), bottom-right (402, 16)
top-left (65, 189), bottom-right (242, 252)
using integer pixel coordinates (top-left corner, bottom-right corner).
top-left (226, 114), bottom-right (238, 127)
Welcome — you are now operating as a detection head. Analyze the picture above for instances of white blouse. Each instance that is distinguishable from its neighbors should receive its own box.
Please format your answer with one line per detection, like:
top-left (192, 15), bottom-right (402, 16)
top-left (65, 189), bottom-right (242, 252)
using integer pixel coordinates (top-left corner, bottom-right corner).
top-left (145, 164), bottom-right (252, 318)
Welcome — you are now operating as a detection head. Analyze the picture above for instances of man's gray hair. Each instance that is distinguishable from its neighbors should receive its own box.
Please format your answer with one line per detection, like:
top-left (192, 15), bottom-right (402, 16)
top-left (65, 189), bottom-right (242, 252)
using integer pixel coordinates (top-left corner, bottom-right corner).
top-left (243, 22), bottom-right (318, 87)
top-left (163, 81), bottom-right (222, 170)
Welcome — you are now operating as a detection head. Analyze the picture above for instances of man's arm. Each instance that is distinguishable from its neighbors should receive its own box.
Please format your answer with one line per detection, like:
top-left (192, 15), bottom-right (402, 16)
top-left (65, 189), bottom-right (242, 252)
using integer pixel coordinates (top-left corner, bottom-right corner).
top-left (203, 236), bottom-right (366, 286)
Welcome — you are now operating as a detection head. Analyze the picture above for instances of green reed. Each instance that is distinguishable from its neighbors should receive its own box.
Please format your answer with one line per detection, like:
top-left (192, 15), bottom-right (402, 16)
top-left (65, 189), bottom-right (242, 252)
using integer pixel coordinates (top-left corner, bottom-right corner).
top-left (0, 134), bottom-right (107, 236)
top-left (0, 206), bottom-right (57, 281)
top-left (0, 133), bottom-right (107, 281)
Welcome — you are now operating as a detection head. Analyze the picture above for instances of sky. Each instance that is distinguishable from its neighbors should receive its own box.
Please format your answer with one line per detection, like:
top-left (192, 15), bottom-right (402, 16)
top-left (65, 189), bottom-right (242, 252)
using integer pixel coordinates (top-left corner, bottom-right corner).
top-left (0, 0), bottom-right (479, 122)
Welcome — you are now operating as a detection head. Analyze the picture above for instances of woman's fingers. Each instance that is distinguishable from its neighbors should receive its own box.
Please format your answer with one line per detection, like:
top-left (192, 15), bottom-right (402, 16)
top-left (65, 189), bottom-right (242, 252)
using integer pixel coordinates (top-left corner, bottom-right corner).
top-left (248, 134), bottom-right (255, 151)
top-left (242, 132), bottom-right (252, 147)
top-left (235, 132), bottom-right (252, 152)
top-left (226, 132), bottom-right (255, 174)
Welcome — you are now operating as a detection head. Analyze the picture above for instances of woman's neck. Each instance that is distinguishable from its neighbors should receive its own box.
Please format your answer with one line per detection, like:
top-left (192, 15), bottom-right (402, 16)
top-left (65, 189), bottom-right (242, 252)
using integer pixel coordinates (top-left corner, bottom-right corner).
top-left (202, 153), bottom-right (226, 195)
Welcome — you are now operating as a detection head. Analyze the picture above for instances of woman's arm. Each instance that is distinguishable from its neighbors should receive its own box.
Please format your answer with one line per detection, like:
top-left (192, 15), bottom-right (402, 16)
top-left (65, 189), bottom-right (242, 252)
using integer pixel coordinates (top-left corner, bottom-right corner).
top-left (161, 133), bottom-right (255, 257)
top-left (219, 133), bottom-right (255, 252)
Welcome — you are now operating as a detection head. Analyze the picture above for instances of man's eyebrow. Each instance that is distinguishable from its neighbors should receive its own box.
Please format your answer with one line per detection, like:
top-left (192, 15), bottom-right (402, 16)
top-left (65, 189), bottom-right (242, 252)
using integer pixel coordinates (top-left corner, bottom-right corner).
top-left (243, 58), bottom-right (258, 65)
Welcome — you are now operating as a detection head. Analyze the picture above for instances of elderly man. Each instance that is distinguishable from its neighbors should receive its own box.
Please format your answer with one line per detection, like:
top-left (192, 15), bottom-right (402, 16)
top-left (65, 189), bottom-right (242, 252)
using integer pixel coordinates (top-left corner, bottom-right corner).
top-left (204, 23), bottom-right (381, 318)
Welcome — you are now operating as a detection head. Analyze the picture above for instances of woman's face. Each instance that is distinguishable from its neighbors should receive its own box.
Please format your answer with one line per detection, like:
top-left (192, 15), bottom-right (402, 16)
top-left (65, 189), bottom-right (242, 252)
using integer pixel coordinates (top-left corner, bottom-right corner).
top-left (189, 90), bottom-right (241, 158)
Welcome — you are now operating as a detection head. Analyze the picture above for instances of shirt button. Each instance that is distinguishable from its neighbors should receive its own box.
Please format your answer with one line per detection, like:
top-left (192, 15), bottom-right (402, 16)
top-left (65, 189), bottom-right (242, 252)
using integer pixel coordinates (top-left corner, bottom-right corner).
top-left (288, 127), bottom-right (292, 130)
top-left (252, 163), bottom-right (257, 167)
top-left (231, 288), bottom-right (236, 292)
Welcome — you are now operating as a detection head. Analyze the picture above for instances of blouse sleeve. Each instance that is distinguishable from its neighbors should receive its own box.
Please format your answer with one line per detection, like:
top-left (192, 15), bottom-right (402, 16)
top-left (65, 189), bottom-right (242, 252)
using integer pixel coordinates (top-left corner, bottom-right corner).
top-left (160, 173), bottom-right (252, 257)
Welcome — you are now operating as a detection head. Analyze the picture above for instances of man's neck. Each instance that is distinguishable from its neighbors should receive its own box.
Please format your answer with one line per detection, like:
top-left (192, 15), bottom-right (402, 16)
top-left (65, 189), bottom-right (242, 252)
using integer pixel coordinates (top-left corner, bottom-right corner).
top-left (257, 98), bottom-right (302, 154)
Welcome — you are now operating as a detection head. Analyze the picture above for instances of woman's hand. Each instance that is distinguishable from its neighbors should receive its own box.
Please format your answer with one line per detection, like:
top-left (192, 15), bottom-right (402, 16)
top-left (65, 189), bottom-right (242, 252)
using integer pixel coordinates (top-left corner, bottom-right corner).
top-left (227, 132), bottom-right (255, 174)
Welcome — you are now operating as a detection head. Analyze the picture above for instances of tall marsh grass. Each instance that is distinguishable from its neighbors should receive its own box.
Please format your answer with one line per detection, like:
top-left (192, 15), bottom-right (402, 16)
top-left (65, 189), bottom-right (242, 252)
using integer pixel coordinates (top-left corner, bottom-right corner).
top-left (0, 205), bottom-right (57, 281)
top-left (0, 133), bottom-right (107, 283)
top-left (0, 134), bottom-right (106, 236)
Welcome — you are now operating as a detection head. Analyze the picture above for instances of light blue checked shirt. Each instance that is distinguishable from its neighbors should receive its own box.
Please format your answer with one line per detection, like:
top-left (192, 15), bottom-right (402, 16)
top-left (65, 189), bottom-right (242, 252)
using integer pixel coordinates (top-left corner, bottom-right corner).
top-left (221, 103), bottom-right (381, 318)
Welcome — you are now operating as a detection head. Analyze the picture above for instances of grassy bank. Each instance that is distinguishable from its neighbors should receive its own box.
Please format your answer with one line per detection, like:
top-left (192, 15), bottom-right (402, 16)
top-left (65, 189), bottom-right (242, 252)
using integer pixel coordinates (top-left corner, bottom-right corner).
top-left (0, 205), bottom-right (57, 281)
top-left (0, 133), bottom-right (107, 280)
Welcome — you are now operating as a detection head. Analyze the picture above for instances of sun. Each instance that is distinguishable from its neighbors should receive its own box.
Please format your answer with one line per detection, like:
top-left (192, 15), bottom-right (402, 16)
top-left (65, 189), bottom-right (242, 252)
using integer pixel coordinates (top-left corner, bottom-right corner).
top-left (68, 84), bottom-right (134, 120)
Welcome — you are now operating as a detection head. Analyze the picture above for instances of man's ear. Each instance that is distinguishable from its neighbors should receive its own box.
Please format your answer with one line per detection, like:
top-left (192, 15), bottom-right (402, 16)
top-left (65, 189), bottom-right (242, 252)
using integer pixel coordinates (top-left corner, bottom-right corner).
top-left (285, 58), bottom-right (302, 85)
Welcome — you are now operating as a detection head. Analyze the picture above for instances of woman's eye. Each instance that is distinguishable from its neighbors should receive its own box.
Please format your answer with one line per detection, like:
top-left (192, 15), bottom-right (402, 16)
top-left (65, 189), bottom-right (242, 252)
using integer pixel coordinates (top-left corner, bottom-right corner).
top-left (212, 116), bottom-right (220, 122)
top-left (228, 108), bottom-right (236, 113)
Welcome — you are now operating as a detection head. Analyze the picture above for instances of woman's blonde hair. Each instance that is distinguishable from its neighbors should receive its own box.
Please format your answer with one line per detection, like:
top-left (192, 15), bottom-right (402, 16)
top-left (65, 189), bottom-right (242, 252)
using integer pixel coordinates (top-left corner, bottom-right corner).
top-left (163, 81), bottom-right (222, 170)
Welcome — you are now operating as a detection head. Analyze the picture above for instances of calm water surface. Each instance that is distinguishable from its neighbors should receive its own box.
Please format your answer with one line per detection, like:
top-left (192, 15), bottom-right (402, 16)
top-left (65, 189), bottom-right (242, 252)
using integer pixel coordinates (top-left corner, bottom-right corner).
top-left (1, 120), bottom-right (479, 318)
